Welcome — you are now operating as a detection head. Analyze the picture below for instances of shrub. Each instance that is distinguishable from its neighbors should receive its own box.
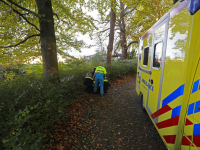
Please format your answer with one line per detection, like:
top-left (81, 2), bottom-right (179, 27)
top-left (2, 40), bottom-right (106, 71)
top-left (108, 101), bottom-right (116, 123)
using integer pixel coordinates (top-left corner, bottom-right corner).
top-left (106, 59), bottom-right (137, 81)
top-left (0, 74), bottom-right (85, 150)
top-left (0, 58), bottom-right (137, 149)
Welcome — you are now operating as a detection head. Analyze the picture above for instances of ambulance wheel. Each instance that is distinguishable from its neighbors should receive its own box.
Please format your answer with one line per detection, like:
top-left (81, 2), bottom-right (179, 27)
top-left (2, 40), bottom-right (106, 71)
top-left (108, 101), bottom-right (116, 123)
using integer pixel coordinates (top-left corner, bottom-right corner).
top-left (141, 95), bottom-right (146, 112)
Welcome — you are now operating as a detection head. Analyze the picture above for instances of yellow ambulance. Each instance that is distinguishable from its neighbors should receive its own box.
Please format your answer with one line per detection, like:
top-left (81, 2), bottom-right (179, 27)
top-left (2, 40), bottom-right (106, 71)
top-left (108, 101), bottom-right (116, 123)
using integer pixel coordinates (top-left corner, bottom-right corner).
top-left (136, 0), bottom-right (200, 149)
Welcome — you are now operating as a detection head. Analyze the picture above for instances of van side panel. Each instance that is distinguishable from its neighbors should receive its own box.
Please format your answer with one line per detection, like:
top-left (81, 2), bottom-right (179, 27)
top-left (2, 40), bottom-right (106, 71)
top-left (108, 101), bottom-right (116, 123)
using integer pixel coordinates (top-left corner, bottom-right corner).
top-left (136, 1), bottom-right (200, 149)
top-left (136, 40), bottom-right (143, 95)
top-left (180, 9), bottom-right (200, 150)
top-left (152, 5), bottom-right (190, 150)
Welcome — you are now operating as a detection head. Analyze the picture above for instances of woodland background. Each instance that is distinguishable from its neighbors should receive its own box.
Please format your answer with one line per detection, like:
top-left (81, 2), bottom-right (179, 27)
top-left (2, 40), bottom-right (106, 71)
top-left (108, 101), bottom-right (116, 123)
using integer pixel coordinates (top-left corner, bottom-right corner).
top-left (0, 0), bottom-right (178, 149)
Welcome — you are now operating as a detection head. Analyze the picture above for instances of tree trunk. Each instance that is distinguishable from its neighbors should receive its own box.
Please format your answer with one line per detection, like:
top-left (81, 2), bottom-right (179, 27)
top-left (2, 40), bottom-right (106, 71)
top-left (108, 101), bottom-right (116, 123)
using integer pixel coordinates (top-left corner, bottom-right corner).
top-left (35, 0), bottom-right (59, 79)
top-left (106, 0), bottom-right (116, 66)
top-left (120, 1), bottom-right (127, 60)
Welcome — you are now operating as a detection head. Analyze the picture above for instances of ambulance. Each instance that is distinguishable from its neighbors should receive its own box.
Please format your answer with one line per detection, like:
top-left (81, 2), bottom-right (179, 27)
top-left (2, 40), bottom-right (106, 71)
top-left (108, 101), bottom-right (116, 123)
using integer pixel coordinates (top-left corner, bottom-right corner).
top-left (136, 0), bottom-right (200, 149)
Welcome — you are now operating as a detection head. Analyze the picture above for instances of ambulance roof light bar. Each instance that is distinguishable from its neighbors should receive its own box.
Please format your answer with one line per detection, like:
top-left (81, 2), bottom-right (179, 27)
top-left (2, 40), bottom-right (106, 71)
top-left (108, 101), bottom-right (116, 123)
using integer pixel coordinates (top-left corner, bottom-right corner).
top-left (182, 0), bottom-right (200, 15)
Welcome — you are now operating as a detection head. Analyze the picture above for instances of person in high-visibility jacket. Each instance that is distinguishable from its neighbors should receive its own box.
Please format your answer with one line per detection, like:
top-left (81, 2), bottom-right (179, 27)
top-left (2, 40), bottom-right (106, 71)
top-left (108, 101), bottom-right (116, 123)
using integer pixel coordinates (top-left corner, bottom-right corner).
top-left (84, 72), bottom-right (94, 93)
top-left (93, 62), bottom-right (107, 96)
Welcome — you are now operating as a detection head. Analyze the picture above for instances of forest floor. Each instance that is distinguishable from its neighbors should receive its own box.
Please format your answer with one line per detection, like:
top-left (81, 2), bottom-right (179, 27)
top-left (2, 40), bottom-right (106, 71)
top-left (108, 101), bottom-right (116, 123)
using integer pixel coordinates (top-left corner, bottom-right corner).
top-left (52, 74), bottom-right (167, 150)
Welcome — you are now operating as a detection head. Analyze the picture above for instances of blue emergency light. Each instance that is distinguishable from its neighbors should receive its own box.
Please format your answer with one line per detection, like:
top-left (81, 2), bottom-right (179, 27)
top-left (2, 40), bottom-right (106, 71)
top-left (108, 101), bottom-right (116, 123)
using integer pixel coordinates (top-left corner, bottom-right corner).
top-left (186, 0), bottom-right (200, 15)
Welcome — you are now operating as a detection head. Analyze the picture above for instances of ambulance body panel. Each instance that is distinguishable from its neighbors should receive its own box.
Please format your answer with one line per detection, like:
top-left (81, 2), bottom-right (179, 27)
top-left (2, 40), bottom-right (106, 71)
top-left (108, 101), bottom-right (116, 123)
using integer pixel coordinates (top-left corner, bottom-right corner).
top-left (136, 1), bottom-right (200, 149)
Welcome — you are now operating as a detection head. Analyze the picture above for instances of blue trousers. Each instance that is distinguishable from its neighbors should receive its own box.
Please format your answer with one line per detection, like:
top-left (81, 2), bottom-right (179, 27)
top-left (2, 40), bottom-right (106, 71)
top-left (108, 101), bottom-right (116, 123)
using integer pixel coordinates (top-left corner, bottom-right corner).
top-left (94, 73), bottom-right (104, 96)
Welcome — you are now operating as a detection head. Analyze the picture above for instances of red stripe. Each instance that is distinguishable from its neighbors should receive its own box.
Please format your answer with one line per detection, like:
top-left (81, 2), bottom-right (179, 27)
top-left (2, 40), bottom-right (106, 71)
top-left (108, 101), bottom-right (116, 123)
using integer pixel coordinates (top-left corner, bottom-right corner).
top-left (193, 135), bottom-right (200, 147)
top-left (151, 105), bottom-right (172, 119)
top-left (156, 116), bottom-right (179, 129)
top-left (163, 135), bottom-right (176, 144)
top-left (188, 136), bottom-right (194, 147)
top-left (142, 29), bottom-right (153, 40)
top-left (181, 136), bottom-right (192, 146)
top-left (170, 1), bottom-right (188, 18)
top-left (185, 118), bottom-right (193, 126)
top-left (142, 33), bottom-right (149, 40)
top-left (188, 135), bottom-right (192, 141)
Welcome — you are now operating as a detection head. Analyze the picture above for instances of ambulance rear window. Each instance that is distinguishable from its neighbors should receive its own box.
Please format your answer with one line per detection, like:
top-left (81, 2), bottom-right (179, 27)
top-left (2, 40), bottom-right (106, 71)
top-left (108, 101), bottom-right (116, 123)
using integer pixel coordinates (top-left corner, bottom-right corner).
top-left (153, 42), bottom-right (163, 68)
top-left (143, 47), bottom-right (149, 66)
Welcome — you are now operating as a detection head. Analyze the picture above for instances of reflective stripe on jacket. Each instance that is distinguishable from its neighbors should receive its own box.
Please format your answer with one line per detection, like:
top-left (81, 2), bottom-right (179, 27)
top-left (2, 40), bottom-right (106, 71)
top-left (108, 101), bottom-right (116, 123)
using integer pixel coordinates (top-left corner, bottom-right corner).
top-left (85, 77), bottom-right (93, 80)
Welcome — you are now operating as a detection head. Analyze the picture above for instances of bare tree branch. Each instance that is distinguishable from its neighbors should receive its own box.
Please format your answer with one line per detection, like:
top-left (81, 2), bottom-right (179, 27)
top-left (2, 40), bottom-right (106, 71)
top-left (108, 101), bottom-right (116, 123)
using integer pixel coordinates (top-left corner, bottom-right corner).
top-left (61, 20), bottom-right (70, 26)
top-left (0, 34), bottom-right (40, 48)
top-left (115, 28), bottom-right (120, 31)
top-left (1, 0), bottom-right (40, 32)
top-left (13, 10), bottom-right (40, 32)
top-left (53, 13), bottom-right (61, 30)
top-left (124, 0), bottom-right (141, 16)
top-left (114, 41), bottom-right (120, 52)
top-left (127, 41), bottom-right (138, 49)
top-left (53, 13), bottom-right (59, 20)
top-left (135, 8), bottom-right (155, 18)
top-left (94, 19), bottom-right (110, 24)
top-left (0, 0), bottom-right (38, 16)
top-left (112, 40), bottom-right (121, 57)
top-left (98, 28), bottom-right (110, 33)
top-left (124, 8), bottom-right (137, 16)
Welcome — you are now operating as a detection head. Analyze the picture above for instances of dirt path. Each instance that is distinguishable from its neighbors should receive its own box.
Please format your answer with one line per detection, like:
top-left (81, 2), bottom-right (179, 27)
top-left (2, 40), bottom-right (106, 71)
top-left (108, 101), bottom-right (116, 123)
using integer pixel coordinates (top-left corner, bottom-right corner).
top-left (55, 74), bottom-right (167, 150)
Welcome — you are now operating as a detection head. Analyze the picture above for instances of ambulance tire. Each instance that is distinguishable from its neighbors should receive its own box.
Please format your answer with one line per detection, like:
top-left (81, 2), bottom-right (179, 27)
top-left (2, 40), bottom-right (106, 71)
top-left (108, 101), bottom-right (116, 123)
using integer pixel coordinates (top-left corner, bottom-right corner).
top-left (141, 95), bottom-right (146, 112)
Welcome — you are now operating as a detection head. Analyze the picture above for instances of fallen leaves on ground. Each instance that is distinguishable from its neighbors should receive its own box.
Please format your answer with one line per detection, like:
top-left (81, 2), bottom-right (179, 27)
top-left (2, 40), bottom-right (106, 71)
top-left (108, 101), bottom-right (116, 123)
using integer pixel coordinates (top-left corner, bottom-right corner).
top-left (49, 74), bottom-right (167, 150)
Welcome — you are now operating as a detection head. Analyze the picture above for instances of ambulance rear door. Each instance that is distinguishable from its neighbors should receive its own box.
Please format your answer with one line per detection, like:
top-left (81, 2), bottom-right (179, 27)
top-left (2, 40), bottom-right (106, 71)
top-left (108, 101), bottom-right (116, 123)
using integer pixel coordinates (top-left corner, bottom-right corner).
top-left (146, 14), bottom-right (169, 118)
top-left (136, 39), bottom-right (143, 92)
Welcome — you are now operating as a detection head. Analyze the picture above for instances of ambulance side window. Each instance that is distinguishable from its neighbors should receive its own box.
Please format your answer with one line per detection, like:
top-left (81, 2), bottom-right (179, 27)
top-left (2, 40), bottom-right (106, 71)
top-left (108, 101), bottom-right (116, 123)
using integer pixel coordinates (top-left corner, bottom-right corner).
top-left (153, 42), bottom-right (163, 68)
top-left (143, 47), bottom-right (149, 66)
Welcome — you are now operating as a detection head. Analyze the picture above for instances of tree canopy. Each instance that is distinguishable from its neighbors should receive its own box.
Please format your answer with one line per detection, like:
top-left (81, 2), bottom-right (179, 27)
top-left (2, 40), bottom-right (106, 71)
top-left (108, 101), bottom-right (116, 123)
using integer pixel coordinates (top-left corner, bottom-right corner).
top-left (0, 0), bottom-right (96, 63)
top-left (0, 0), bottom-right (174, 75)
top-left (90, 0), bottom-right (173, 61)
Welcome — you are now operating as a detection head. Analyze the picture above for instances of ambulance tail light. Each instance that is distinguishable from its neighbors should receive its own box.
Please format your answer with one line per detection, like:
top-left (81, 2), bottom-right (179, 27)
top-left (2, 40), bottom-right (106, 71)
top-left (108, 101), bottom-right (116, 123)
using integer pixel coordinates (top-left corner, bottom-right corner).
top-left (185, 0), bottom-right (200, 15)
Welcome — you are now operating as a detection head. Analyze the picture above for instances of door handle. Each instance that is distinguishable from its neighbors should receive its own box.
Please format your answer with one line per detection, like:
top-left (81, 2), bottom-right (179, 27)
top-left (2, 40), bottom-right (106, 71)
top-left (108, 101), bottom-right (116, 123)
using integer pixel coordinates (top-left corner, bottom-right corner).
top-left (149, 79), bottom-right (153, 84)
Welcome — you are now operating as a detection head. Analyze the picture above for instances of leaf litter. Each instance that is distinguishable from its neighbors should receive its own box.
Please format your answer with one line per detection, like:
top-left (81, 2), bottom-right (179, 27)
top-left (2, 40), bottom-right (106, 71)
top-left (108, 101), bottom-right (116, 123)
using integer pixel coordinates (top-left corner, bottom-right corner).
top-left (50, 74), bottom-right (167, 150)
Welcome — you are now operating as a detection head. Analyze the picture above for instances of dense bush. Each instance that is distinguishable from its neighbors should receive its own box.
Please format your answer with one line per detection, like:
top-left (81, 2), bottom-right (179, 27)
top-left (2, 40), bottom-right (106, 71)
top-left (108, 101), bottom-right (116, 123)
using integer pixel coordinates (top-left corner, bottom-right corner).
top-left (0, 58), bottom-right (137, 149)
top-left (107, 59), bottom-right (137, 81)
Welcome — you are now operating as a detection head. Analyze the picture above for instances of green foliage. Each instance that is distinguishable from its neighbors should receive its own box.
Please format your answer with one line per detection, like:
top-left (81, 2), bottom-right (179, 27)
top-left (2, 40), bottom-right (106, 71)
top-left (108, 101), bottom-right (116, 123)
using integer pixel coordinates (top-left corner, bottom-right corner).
top-left (127, 48), bottom-right (138, 59)
top-left (3, 71), bottom-right (16, 80)
top-left (92, 0), bottom-right (173, 57)
top-left (0, 58), bottom-right (137, 150)
top-left (0, 64), bottom-right (28, 80)
top-left (0, 0), bottom-right (97, 65)
top-left (126, 0), bottom-right (173, 42)
top-left (0, 75), bottom-right (83, 150)
top-left (25, 64), bottom-right (43, 75)
top-left (0, 0), bottom-right (40, 64)
top-left (0, 58), bottom-right (95, 150)
top-left (106, 59), bottom-right (137, 80)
